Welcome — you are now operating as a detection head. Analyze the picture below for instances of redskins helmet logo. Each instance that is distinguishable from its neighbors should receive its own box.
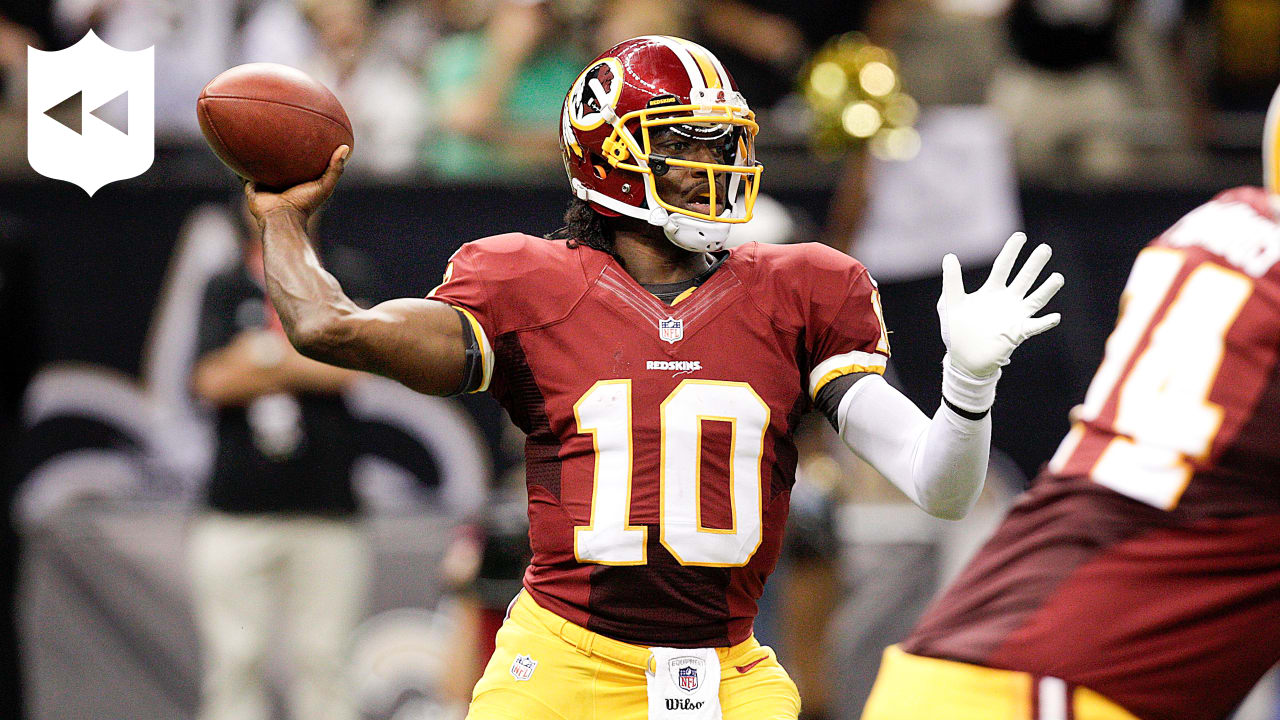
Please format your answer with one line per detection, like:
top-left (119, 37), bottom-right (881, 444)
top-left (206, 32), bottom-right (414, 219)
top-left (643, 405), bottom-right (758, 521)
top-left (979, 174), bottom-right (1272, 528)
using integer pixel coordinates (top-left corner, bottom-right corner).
top-left (567, 57), bottom-right (624, 132)
top-left (576, 64), bottom-right (615, 116)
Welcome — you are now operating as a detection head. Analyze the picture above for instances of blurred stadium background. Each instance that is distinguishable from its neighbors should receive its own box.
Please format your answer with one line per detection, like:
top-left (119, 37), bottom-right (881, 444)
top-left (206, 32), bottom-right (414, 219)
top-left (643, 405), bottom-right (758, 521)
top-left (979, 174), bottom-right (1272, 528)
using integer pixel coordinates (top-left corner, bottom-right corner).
top-left (0, 0), bottom-right (1277, 719)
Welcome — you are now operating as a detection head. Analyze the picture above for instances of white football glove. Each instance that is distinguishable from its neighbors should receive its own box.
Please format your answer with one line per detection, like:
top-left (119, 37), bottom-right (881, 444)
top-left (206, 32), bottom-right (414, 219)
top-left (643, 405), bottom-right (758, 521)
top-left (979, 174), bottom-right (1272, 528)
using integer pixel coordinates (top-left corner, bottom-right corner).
top-left (937, 232), bottom-right (1064, 410)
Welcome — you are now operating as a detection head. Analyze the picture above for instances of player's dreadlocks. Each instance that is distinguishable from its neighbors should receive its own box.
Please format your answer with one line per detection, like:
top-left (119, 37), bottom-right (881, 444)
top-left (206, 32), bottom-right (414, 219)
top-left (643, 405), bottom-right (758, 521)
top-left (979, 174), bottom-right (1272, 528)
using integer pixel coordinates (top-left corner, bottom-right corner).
top-left (546, 198), bottom-right (615, 256)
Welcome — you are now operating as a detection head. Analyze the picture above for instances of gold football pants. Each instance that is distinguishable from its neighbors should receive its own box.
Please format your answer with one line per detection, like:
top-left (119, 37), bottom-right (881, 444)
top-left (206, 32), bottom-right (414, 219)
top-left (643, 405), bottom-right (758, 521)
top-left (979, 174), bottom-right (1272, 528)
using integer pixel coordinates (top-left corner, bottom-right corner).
top-left (861, 645), bottom-right (1141, 720)
top-left (466, 591), bottom-right (801, 720)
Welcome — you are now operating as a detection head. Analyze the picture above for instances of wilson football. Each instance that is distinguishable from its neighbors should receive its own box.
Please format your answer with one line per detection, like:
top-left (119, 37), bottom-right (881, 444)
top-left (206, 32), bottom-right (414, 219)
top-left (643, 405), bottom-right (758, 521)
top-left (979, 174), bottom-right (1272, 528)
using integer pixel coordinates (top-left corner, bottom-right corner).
top-left (197, 63), bottom-right (354, 189)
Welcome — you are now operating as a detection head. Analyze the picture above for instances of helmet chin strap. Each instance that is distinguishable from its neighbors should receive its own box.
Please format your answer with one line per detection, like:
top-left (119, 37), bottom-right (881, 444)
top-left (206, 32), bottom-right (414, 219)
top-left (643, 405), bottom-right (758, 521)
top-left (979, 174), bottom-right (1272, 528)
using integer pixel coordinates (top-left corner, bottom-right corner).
top-left (572, 178), bottom-right (733, 253)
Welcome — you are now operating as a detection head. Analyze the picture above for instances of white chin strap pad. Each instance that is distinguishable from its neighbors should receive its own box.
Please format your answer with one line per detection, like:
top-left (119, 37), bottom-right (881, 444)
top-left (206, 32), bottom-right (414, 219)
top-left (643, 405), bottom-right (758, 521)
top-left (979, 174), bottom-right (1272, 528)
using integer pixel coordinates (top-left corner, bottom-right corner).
top-left (662, 213), bottom-right (731, 252)
top-left (573, 178), bottom-right (733, 253)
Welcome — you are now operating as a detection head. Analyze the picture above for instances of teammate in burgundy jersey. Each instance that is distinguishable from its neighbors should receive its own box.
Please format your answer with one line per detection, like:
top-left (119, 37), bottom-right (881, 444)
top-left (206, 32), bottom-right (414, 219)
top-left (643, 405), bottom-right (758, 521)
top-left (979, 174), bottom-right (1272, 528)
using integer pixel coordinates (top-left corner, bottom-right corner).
top-left (239, 36), bottom-right (1063, 720)
top-left (862, 88), bottom-right (1280, 720)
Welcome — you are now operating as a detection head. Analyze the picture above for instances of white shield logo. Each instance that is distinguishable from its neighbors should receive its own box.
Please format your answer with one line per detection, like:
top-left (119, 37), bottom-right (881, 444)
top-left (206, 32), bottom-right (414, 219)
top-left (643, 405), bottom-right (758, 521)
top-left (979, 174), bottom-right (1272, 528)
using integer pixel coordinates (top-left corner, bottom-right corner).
top-left (509, 654), bottom-right (537, 681)
top-left (27, 30), bottom-right (154, 196)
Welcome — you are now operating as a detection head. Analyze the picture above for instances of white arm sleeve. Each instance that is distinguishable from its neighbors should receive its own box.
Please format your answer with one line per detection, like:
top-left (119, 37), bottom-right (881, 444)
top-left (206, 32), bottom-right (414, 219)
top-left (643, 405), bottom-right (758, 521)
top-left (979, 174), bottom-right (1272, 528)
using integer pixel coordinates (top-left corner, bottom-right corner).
top-left (836, 373), bottom-right (991, 520)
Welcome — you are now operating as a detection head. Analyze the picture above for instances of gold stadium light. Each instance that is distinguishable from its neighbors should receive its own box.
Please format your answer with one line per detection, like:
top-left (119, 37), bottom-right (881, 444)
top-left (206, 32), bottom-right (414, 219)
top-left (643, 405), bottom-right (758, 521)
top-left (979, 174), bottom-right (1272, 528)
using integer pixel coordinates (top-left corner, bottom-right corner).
top-left (800, 33), bottom-right (919, 161)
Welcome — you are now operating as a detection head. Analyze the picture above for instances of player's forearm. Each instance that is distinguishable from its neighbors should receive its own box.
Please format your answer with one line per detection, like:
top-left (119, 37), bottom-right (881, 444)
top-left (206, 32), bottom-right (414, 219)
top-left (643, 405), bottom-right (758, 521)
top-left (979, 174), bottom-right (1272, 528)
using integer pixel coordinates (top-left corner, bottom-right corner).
top-left (192, 352), bottom-right (286, 406)
top-left (258, 207), bottom-right (364, 361)
top-left (192, 345), bottom-right (358, 406)
top-left (837, 374), bottom-right (989, 520)
top-left (256, 209), bottom-right (468, 393)
top-left (279, 351), bottom-right (360, 394)
top-left (910, 399), bottom-right (990, 520)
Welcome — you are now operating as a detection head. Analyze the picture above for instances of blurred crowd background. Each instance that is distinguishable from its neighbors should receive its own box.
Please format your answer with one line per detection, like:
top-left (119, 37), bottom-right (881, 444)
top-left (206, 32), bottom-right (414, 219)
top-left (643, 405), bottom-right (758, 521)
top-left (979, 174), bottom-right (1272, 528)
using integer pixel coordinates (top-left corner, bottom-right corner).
top-left (0, 0), bottom-right (1278, 719)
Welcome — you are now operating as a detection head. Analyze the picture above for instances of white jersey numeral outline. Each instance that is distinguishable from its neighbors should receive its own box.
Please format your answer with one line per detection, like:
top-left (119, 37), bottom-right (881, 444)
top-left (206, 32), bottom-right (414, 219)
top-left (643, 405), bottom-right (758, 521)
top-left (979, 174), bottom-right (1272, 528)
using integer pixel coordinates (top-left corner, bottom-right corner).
top-left (1050, 248), bottom-right (1254, 509)
top-left (573, 379), bottom-right (768, 567)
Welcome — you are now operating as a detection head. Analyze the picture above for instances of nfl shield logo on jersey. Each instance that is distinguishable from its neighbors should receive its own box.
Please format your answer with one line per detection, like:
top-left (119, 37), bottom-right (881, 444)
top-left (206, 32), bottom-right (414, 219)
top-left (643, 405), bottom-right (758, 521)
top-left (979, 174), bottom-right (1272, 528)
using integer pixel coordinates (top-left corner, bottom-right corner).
top-left (659, 316), bottom-right (684, 344)
top-left (510, 654), bottom-right (537, 681)
top-left (670, 656), bottom-right (703, 693)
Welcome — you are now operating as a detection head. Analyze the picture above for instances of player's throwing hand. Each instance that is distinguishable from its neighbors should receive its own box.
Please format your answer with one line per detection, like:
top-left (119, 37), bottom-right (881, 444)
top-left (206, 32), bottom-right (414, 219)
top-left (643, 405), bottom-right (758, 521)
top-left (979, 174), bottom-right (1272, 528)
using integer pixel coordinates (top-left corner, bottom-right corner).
top-left (245, 145), bottom-right (350, 227)
top-left (937, 232), bottom-right (1064, 379)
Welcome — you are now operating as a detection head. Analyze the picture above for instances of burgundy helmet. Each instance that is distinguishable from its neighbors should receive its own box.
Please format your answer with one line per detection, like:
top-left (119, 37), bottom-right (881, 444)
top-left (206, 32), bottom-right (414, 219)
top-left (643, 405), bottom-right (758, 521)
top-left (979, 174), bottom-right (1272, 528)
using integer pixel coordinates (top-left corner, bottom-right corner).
top-left (558, 36), bottom-right (763, 252)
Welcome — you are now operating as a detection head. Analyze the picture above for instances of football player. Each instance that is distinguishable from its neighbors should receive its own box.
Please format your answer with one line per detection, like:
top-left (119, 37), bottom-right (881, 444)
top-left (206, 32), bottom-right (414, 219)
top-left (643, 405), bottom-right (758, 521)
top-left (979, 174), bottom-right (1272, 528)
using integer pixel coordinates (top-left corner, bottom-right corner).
top-left (859, 84), bottom-right (1280, 720)
top-left (243, 36), bottom-right (1062, 720)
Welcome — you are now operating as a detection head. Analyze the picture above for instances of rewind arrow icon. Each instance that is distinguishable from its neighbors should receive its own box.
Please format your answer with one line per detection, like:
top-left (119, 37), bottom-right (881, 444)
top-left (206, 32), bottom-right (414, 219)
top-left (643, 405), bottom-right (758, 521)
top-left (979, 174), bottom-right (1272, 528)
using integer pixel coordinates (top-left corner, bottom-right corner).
top-left (43, 90), bottom-right (129, 135)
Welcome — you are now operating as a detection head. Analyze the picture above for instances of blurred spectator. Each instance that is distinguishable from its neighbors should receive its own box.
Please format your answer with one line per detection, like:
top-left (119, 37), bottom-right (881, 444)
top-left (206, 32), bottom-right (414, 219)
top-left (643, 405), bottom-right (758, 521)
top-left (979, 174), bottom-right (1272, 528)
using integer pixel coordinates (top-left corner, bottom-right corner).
top-left (49, 0), bottom-right (320, 142)
top-left (0, 10), bottom-right (41, 109)
top-left (1172, 0), bottom-right (1280, 158)
top-left (0, 3), bottom-right (50, 173)
top-left (984, 0), bottom-right (1195, 179)
top-left (1194, 0), bottom-right (1280, 112)
top-left (421, 0), bottom-right (579, 178)
top-left (434, 0), bottom-right (557, 142)
top-left (48, 0), bottom-right (430, 160)
top-left (239, 0), bottom-right (317, 71)
top-left (436, 0), bottom-right (687, 140)
top-left (593, 0), bottom-right (688, 47)
top-left (422, 0), bottom-right (686, 179)
top-left (295, 0), bottom-right (429, 176)
top-left (985, 0), bottom-right (1134, 176)
top-left (694, 1), bottom-right (877, 110)
top-left (52, 0), bottom-right (248, 142)
top-left (187, 204), bottom-right (376, 720)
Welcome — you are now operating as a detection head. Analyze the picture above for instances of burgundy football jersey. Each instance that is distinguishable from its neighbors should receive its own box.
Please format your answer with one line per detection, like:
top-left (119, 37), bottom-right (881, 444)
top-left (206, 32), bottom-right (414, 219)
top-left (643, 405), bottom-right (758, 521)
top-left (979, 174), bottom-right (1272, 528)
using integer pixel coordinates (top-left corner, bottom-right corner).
top-left (902, 188), bottom-right (1280, 720)
top-left (430, 234), bottom-right (889, 647)
top-left (1047, 186), bottom-right (1280, 516)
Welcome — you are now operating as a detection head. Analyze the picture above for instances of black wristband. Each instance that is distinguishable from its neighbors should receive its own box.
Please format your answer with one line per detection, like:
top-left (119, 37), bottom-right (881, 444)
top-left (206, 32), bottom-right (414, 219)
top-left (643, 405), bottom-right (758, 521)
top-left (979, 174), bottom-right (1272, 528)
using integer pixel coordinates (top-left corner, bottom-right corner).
top-left (450, 309), bottom-right (483, 396)
top-left (943, 395), bottom-right (990, 421)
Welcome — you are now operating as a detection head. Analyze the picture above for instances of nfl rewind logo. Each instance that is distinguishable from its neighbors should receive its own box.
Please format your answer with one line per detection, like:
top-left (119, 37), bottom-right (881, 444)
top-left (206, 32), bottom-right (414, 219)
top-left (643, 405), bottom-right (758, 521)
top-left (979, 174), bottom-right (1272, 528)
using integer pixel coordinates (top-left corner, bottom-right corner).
top-left (659, 316), bottom-right (684, 344)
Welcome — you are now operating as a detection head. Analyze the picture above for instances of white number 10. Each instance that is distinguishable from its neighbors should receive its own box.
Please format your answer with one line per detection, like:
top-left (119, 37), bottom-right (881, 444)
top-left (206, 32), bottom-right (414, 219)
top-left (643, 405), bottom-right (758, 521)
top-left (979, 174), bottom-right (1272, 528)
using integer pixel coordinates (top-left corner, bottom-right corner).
top-left (573, 379), bottom-right (769, 567)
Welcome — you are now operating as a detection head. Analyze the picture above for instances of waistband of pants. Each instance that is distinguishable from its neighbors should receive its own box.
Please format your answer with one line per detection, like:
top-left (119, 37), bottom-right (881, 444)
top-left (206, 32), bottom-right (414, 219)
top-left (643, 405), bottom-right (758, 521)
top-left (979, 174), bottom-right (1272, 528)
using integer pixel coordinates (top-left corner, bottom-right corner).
top-left (882, 646), bottom-right (1140, 720)
top-left (510, 590), bottom-right (758, 672)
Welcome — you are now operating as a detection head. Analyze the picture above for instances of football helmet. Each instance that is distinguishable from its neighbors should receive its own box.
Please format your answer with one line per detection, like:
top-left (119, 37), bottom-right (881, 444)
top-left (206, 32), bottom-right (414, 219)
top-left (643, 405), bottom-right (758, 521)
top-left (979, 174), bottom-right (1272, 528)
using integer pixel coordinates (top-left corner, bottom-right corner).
top-left (559, 36), bottom-right (763, 252)
top-left (1266, 81), bottom-right (1280, 197)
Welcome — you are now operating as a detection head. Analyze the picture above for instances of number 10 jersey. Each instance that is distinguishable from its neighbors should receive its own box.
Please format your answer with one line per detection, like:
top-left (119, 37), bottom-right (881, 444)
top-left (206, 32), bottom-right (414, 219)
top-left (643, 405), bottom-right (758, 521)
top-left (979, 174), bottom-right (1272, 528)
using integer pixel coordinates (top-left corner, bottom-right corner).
top-left (430, 234), bottom-right (888, 647)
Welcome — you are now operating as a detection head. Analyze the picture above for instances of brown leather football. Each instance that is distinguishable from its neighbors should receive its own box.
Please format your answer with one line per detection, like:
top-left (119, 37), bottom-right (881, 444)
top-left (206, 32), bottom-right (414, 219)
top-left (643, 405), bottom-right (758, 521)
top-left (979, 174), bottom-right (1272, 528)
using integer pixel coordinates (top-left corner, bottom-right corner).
top-left (197, 63), bottom-right (354, 189)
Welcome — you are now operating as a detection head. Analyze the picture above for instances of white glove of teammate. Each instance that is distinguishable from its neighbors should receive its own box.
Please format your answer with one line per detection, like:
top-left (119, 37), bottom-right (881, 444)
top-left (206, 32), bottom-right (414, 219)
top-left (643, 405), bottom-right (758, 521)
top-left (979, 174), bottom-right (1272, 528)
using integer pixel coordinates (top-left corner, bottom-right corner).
top-left (937, 232), bottom-right (1064, 412)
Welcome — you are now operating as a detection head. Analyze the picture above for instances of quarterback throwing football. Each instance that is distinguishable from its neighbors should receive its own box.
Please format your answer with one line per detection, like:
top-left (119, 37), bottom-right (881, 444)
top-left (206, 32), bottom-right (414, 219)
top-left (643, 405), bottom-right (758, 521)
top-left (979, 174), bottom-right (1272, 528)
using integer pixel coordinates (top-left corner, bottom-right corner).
top-left (245, 36), bottom-right (1062, 720)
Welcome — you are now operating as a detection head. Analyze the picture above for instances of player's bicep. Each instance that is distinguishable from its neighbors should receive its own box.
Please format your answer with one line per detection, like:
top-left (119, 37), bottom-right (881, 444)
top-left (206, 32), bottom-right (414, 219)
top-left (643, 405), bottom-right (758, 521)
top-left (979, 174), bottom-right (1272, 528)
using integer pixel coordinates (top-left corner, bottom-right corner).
top-left (331, 297), bottom-right (473, 396)
top-left (805, 262), bottom-right (891, 403)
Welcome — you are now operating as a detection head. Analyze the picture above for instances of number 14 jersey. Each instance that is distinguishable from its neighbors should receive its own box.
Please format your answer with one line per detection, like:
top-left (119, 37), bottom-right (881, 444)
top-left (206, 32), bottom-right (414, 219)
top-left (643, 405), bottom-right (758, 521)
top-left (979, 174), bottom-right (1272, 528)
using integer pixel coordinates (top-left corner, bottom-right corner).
top-left (430, 235), bottom-right (888, 647)
top-left (1048, 186), bottom-right (1280, 515)
top-left (902, 187), bottom-right (1280, 720)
